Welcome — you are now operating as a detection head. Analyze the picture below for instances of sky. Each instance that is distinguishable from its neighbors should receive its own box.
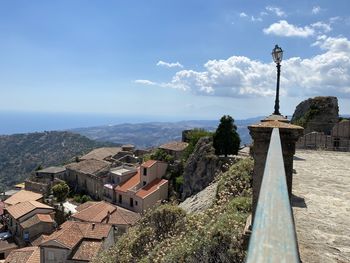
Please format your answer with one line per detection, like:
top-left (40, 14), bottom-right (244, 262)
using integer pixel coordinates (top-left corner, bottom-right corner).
top-left (0, 0), bottom-right (350, 121)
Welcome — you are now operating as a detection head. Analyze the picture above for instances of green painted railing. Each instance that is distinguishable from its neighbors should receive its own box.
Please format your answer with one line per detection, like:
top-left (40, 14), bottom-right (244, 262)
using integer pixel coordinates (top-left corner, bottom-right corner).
top-left (246, 128), bottom-right (300, 263)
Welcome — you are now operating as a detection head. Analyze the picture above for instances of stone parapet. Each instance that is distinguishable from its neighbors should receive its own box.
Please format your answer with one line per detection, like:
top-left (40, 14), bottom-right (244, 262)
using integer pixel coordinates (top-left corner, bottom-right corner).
top-left (248, 115), bottom-right (303, 220)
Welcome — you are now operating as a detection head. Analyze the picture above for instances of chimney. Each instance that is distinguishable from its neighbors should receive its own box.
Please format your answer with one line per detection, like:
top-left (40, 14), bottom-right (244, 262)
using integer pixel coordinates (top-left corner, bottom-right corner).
top-left (106, 211), bottom-right (111, 223)
top-left (92, 223), bottom-right (95, 230)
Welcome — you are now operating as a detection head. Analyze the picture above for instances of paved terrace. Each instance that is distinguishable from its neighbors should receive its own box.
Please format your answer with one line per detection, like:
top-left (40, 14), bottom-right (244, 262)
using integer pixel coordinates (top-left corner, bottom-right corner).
top-left (293, 150), bottom-right (350, 263)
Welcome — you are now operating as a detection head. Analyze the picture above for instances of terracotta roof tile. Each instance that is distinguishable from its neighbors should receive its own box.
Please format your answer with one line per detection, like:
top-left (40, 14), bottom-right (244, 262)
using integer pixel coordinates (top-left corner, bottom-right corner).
top-left (30, 234), bottom-right (49, 246)
top-left (115, 169), bottom-right (141, 192)
top-left (66, 159), bottom-right (110, 176)
top-left (104, 206), bottom-right (141, 226)
top-left (142, 160), bottom-right (158, 168)
top-left (41, 221), bottom-right (111, 250)
top-left (20, 214), bottom-right (54, 229)
top-left (73, 201), bottom-right (140, 226)
top-left (159, 141), bottom-right (189, 152)
top-left (6, 201), bottom-right (53, 220)
top-left (5, 246), bottom-right (40, 263)
top-left (4, 190), bottom-right (43, 206)
top-left (136, 179), bottom-right (168, 199)
top-left (72, 201), bottom-right (116, 222)
top-left (71, 240), bottom-right (102, 261)
top-left (80, 147), bottom-right (122, 161)
top-left (75, 201), bottom-right (99, 212)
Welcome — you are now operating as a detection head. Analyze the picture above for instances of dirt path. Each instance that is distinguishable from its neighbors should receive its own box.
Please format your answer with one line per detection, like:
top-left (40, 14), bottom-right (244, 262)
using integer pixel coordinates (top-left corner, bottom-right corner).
top-left (293, 150), bottom-right (350, 263)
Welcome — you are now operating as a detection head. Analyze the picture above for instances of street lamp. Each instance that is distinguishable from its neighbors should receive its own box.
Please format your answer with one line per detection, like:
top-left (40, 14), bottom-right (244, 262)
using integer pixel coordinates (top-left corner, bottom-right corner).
top-left (272, 44), bottom-right (283, 115)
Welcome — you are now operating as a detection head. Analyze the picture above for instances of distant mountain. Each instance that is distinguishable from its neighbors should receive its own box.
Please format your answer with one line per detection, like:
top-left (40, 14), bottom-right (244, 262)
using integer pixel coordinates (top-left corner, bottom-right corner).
top-left (0, 131), bottom-right (112, 189)
top-left (72, 117), bottom-right (263, 148)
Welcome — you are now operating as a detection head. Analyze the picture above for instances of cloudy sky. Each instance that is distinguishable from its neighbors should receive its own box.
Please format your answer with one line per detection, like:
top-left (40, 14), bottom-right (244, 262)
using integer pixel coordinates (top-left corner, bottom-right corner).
top-left (0, 0), bottom-right (349, 120)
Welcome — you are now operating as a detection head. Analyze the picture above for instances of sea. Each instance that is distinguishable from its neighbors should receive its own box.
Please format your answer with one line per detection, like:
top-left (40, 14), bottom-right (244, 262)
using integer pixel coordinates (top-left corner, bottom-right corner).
top-left (0, 111), bottom-right (180, 135)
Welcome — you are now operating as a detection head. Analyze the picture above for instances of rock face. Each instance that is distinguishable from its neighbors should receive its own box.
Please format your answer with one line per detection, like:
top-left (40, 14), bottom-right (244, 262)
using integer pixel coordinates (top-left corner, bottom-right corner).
top-left (291, 96), bottom-right (339, 134)
top-left (179, 182), bottom-right (218, 214)
top-left (182, 137), bottom-right (220, 199)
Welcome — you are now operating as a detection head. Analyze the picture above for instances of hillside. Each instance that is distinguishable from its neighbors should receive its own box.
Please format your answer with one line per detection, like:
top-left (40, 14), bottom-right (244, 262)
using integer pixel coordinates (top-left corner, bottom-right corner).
top-left (72, 118), bottom-right (261, 148)
top-left (94, 158), bottom-right (253, 263)
top-left (0, 131), bottom-right (111, 189)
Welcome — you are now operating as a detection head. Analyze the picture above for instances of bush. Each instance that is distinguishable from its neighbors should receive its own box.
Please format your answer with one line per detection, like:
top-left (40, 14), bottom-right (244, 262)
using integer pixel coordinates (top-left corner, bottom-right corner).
top-left (52, 182), bottom-right (69, 202)
top-left (182, 128), bottom-right (213, 160)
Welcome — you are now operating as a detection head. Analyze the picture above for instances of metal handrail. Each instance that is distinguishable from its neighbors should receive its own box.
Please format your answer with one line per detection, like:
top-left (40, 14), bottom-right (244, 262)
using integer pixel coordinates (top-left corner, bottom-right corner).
top-left (246, 128), bottom-right (300, 263)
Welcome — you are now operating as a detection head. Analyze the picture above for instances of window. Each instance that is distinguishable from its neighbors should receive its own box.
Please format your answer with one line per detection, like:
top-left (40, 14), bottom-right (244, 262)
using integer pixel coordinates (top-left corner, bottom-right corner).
top-left (334, 138), bottom-right (340, 148)
top-left (0, 252), bottom-right (5, 260)
top-left (119, 194), bottom-right (122, 203)
top-left (135, 201), bottom-right (138, 206)
top-left (143, 168), bottom-right (147, 176)
top-left (143, 181), bottom-right (147, 186)
top-left (48, 251), bottom-right (54, 260)
top-left (130, 198), bottom-right (134, 207)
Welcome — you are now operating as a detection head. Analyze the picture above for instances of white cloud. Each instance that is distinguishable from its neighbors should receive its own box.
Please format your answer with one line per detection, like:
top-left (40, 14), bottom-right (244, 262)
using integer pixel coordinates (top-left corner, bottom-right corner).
top-left (239, 12), bottom-right (247, 18)
top-left (266, 6), bottom-right (286, 17)
top-left (311, 21), bottom-right (332, 33)
top-left (156, 60), bottom-right (183, 68)
top-left (312, 6), bottom-right (321, 14)
top-left (251, 16), bottom-right (262, 22)
top-left (136, 36), bottom-right (350, 99)
top-left (134, 79), bottom-right (156, 85)
top-left (263, 20), bottom-right (314, 37)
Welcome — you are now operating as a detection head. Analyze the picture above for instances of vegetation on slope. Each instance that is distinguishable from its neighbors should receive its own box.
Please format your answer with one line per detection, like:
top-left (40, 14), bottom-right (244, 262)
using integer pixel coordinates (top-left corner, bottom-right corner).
top-left (95, 158), bottom-right (253, 263)
top-left (0, 131), bottom-right (111, 189)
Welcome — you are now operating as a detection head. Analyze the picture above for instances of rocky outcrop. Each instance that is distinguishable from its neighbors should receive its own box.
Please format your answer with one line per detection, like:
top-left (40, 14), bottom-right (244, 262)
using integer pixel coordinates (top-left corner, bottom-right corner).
top-left (179, 182), bottom-right (218, 214)
top-left (291, 96), bottom-right (339, 134)
top-left (182, 137), bottom-right (220, 199)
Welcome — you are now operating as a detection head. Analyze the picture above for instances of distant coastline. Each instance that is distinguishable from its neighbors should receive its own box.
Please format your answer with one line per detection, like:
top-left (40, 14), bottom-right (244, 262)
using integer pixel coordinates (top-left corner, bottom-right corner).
top-left (0, 111), bottom-right (262, 135)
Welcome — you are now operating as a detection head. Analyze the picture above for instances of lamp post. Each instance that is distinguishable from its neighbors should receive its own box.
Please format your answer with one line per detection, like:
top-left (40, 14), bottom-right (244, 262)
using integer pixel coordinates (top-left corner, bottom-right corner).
top-left (272, 44), bottom-right (283, 115)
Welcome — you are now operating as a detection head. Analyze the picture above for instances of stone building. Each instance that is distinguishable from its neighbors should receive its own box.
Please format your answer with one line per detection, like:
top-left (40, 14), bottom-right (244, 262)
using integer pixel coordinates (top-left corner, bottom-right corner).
top-left (331, 120), bottom-right (350, 150)
top-left (159, 141), bottom-right (189, 159)
top-left (39, 221), bottom-right (113, 263)
top-left (114, 160), bottom-right (168, 213)
top-left (296, 120), bottom-right (350, 151)
top-left (24, 166), bottom-right (66, 195)
top-left (65, 159), bottom-right (110, 199)
top-left (4, 201), bottom-right (55, 244)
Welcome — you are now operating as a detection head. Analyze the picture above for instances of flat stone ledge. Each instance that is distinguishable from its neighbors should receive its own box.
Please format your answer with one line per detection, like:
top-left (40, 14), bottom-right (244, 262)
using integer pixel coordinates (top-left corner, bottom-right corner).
top-left (293, 150), bottom-right (350, 263)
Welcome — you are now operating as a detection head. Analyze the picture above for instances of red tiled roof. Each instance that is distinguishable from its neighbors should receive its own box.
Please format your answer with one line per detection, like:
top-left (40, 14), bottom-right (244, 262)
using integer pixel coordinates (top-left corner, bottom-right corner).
top-left (71, 240), bottom-right (102, 261)
top-left (41, 221), bottom-right (111, 250)
top-left (115, 169), bottom-right (141, 193)
top-left (73, 201), bottom-right (140, 226)
top-left (4, 190), bottom-right (43, 206)
top-left (136, 178), bottom-right (168, 199)
top-left (80, 147), bottom-right (122, 161)
top-left (5, 246), bottom-right (40, 263)
top-left (20, 214), bottom-right (54, 229)
top-left (104, 206), bottom-right (140, 226)
top-left (6, 201), bottom-right (53, 220)
top-left (75, 201), bottom-right (98, 212)
top-left (72, 201), bottom-right (116, 222)
top-left (142, 160), bottom-right (157, 168)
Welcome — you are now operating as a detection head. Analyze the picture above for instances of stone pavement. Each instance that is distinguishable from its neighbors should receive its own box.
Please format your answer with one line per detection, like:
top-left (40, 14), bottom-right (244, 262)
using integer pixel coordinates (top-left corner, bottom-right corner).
top-left (293, 150), bottom-right (350, 263)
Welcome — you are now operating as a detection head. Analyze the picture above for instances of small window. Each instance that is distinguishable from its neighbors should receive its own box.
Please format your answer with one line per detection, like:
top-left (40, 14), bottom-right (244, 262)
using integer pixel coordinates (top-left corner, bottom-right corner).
top-left (130, 198), bottom-right (134, 207)
top-left (119, 194), bottom-right (122, 203)
top-left (0, 252), bottom-right (5, 260)
top-left (143, 181), bottom-right (147, 186)
top-left (48, 251), bottom-right (54, 260)
top-left (143, 168), bottom-right (147, 176)
top-left (135, 201), bottom-right (138, 206)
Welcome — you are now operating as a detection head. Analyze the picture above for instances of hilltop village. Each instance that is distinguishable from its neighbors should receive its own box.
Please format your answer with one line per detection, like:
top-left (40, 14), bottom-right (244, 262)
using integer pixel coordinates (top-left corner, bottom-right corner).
top-left (0, 97), bottom-right (349, 262)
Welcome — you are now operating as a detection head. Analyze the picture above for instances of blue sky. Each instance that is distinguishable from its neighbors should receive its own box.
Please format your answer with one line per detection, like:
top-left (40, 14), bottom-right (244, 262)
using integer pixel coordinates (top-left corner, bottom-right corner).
top-left (0, 0), bottom-right (349, 121)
